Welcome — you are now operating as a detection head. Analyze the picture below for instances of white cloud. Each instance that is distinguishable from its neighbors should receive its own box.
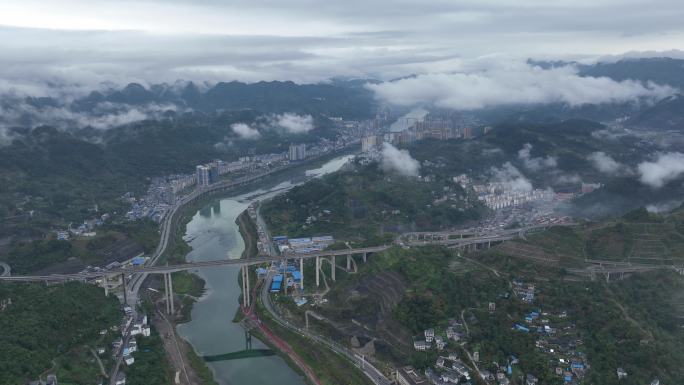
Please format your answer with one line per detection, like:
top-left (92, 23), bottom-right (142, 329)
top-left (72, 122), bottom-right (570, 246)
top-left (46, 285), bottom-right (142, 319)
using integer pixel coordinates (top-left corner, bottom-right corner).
top-left (274, 113), bottom-right (314, 134)
top-left (0, 100), bottom-right (177, 131)
top-left (380, 142), bottom-right (420, 177)
top-left (491, 162), bottom-right (533, 192)
top-left (231, 122), bottom-right (260, 139)
top-left (588, 151), bottom-right (626, 175)
top-left (637, 152), bottom-right (684, 188)
top-left (517, 143), bottom-right (557, 171)
top-left (1, 0), bottom-right (684, 91)
top-left (554, 173), bottom-right (582, 184)
top-left (646, 200), bottom-right (682, 213)
top-left (367, 62), bottom-right (676, 110)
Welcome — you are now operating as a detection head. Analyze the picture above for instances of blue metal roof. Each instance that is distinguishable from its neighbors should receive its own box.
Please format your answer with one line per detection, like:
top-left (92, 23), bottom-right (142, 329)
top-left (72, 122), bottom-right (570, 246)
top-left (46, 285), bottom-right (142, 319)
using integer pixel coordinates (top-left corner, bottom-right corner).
top-left (131, 257), bottom-right (146, 266)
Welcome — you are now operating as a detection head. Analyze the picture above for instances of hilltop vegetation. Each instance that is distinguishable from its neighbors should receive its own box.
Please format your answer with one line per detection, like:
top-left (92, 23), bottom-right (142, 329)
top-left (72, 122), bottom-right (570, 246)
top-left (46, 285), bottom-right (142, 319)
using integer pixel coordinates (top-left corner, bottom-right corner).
top-left (0, 110), bottom-right (338, 231)
top-left (261, 162), bottom-right (487, 244)
top-left (1, 220), bottom-right (158, 274)
top-left (497, 206), bottom-right (684, 266)
top-left (292, 243), bottom-right (684, 385)
top-left (0, 282), bottom-right (121, 384)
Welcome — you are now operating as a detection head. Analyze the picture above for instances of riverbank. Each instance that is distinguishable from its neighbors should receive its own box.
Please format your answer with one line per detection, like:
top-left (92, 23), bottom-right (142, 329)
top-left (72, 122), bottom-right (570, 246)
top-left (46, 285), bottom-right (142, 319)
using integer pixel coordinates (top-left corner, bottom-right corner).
top-left (253, 292), bottom-right (375, 385)
top-left (234, 204), bottom-right (375, 385)
top-left (237, 210), bottom-right (259, 259)
top-left (164, 151), bottom-right (356, 385)
top-left (235, 212), bottom-right (316, 385)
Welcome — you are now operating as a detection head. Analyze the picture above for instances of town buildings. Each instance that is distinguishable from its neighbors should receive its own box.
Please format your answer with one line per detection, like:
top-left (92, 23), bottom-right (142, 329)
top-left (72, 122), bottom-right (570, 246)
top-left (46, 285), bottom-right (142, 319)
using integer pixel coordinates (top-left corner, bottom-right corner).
top-left (288, 143), bottom-right (307, 161)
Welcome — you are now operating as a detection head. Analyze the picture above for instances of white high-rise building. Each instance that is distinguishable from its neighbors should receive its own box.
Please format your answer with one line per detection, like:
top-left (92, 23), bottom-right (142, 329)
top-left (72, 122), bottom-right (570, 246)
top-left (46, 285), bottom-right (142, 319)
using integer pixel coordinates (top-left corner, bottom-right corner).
top-left (361, 135), bottom-right (380, 152)
top-left (196, 165), bottom-right (211, 186)
top-left (288, 143), bottom-right (307, 161)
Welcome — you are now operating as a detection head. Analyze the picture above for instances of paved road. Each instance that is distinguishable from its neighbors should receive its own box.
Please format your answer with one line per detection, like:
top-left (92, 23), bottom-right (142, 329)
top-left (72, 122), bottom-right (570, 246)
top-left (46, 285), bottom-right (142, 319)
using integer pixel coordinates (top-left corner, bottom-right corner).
top-left (1, 246), bottom-right (392, 281)
top-left (109, 148), bottom-right (359, 383)
top-left (0, 262), bottom-right (10, 277)
top-left (108, 165), bottom-right (307, 384)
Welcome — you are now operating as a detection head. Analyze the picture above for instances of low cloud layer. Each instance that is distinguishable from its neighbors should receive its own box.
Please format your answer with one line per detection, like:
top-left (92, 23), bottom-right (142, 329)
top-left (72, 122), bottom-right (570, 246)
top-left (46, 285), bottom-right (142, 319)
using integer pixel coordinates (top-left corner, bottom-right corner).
top-left (2, 0), bottom-right (684, 89)
top-left (231, 122), bottom-right (260, 139)
top-left (491, 162), bottom-right (533, 192)
top-left (367, 63), bottom-right (676, 110)
top-left (646, 200), bottom-right (683, 213)
top-left (588, 151), bottom-right (628, 175)
top-left (518, 143), bottom-right (557, 172)
top-left (638, 152), bottom-right (684, 188)
top-left (273, 113), bottom-right (314, 134)
top-left (380, 142), bottom-right (420, 177)
top-left (0, 100), bottom-right (177, 132)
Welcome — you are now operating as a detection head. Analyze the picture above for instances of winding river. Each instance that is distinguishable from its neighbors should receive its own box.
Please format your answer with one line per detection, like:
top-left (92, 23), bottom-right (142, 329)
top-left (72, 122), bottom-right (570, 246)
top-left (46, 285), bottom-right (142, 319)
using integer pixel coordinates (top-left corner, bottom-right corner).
top-left (176, 154), bottom-right (353, 385)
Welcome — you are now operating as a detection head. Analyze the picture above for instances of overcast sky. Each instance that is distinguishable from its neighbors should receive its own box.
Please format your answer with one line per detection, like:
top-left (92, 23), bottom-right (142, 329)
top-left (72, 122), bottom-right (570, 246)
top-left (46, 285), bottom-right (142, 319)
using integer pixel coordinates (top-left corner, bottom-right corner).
top-left (1, 0), bottom-right (683, 92)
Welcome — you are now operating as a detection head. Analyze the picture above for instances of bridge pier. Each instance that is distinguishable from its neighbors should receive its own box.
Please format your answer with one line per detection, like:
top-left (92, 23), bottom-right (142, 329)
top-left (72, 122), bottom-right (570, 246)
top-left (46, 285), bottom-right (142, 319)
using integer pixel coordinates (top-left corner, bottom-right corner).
top-left (241, 266), bottom-right (250, 308)
top-left (346, 255), bottom-right (351, 270)
top-left (245, 330), bottom-right (252, 351)
top-left (362, 252), bottom-right (367, 263)
top-left (102, 275), bottom-right (109, 297)
top-left (164, 272), bottom-right (171, 314)
top-left (121, 273), bottom-right (127, 305)
top-left (168, 273), bottom-right (175, 315)
top-left (331, 256), bottom-right (336, 281)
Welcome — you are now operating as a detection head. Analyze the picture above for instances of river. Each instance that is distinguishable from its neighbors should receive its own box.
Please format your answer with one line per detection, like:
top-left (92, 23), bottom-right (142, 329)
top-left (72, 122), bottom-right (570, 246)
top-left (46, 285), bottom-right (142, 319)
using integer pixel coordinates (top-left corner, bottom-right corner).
top-left (176, 154), bottom-right (353, 385)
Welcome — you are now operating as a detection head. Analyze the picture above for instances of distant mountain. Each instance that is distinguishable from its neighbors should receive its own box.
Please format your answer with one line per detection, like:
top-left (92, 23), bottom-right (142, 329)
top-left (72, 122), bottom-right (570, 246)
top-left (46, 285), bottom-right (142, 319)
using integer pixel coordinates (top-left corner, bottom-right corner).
top-left (530, 57), bottom-right (684, 89)
top-left (69, 80), bottom-right (377, 118)
top-left (577, 58), bottom-right (684, 89)
top-left (196, 80), bottom-right (374, 117)
top-left (627, 94), bottom-right (684, 131)
top-left (473, 101), bottom-right (642, 126)
top-left (500, 58), bottom-right (684, 127)
top-left (0, 79), bottom-right (376, 133)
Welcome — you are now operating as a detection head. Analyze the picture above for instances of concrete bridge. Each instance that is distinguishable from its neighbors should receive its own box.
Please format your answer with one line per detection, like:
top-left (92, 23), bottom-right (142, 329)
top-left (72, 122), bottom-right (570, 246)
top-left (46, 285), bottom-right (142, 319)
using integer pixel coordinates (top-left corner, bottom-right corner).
top-left (0, 222), bottom-right (579, 309)
top-left (402, 222), bottom-right (576, 243)
top-left (0, 222), bottom-right (580, 314)
top-left (0, 245), bottom-right (390, 312)
top-left (404, 234), bottom-right (516, 250)
top-left (566, 264), bottom-right (684, 282)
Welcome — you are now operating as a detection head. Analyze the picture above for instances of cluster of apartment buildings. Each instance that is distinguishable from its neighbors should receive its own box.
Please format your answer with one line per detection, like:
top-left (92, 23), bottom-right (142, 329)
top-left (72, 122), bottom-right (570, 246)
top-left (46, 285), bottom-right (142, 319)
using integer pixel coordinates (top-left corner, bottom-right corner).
top-left (453, 174), bottom-right (555, 211)
top-left (361, 112), bottom-right (490, 152)
top-left (476, 185), bottom-right (555, 210)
